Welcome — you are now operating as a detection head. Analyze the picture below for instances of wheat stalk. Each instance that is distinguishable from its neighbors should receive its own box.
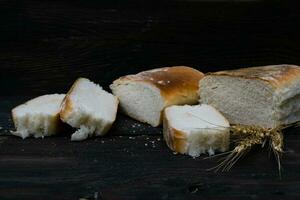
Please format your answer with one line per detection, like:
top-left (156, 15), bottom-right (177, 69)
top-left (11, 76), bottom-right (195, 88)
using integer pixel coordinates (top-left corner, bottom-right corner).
top-left (210, 124), bottom-right (284, 176)
top-left (188, 112), bottom-right (298, 175)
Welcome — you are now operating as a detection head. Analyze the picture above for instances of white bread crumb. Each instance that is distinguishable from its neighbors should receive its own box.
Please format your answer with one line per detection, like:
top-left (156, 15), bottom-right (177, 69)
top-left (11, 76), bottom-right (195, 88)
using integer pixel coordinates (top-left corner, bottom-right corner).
top-left (163, 104), bottom-right (230, 157)
top-left (60, 78), bottom-right (119, 141)
top-left (11, 94), bottom-right (65, 139)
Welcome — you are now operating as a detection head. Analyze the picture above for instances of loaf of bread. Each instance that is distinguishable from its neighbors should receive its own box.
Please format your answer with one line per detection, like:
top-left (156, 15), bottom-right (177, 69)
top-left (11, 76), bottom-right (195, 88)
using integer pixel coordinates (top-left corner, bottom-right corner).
top-left (60, 78), bottom-right (119, 141)
top-left (199, 64), bottom-right (300, 128)
top-left (163, 104), bottom-right (230, 157)
top-left (11, 94), bottom-right (65, 139)
top-left (110, 66), bottom-right (204, 127)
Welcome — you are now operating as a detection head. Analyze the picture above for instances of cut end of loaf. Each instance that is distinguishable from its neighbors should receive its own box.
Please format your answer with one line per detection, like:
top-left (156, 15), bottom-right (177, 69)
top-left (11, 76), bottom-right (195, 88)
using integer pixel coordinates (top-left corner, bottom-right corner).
top-left (60, 78), bottom-right (118, 140)
top-left (110, 66), bottom-right (204, 127)
top-left (11, 94), bottom-right (65, 139)
top-left (199, 75), bottom-right (276, 128)
top-left (110, 81), bottom-right (164, 127)
top-left (163, 104), bottom-right (230, 158)
top-left (199, 65), bottom-right (300, 128)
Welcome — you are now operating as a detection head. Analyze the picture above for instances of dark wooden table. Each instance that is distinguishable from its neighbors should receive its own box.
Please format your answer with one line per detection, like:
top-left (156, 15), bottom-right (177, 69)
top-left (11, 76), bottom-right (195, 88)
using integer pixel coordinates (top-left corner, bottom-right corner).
top-left (1, 0), bottom-right (300, 199)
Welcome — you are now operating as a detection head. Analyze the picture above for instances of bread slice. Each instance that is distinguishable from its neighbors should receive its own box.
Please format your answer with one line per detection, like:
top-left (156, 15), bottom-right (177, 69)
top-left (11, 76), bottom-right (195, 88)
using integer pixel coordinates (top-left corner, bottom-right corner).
top-left (60, 78), bottom-right (119, 141)
top-left (163, 104), bottom-right (230, 157)
top-left (11, 94), bottom-right (65, 139)
top-left (110, 66), bottom-right (204, 127)
top-left (199, 64), bottom-right (300, 128)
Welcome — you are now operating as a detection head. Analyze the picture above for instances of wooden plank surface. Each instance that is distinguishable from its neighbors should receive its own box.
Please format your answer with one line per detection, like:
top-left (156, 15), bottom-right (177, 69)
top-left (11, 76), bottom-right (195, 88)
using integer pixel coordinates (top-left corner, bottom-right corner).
top-left (1, 98), bottom-right (300, 200)
top-left (1, 0), bottom-right (300, 199)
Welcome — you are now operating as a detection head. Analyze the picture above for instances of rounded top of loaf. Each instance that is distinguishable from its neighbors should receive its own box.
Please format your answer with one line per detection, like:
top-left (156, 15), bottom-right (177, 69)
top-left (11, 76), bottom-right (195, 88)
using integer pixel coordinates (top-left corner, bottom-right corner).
top-left (111, 66), bottom-right (204, 105)
top-left (206, 64), bottom-right (300, 88)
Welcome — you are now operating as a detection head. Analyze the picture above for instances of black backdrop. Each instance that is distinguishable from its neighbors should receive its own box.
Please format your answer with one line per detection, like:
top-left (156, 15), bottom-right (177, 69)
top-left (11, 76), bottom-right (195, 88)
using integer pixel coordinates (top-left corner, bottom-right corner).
top-left (1, 0), bottom-right (299, 95)
top-left (1, 1), bottom-right (300, 199)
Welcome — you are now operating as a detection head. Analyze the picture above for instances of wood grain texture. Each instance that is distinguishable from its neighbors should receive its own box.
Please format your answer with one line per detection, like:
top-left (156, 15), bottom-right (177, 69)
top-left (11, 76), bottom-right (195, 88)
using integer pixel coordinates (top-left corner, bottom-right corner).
top-left (1, 0), bottom-right (300, 199)
top-left (0, 128), bottom-right (300, 200)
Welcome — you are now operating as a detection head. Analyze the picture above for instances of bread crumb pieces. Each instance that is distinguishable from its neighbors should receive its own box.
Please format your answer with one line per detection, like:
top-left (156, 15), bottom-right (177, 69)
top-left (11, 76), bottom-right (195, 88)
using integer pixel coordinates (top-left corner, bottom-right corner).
top-left (71, 125), bottom-right (90, 141)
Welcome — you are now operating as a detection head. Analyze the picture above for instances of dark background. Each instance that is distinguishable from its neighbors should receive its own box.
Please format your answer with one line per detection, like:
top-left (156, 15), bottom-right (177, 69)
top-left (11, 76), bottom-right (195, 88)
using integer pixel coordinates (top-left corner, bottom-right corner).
top-left (0, 0), bottom-right (300, 199)
top-left (1, 0), bottom-right (300, 95)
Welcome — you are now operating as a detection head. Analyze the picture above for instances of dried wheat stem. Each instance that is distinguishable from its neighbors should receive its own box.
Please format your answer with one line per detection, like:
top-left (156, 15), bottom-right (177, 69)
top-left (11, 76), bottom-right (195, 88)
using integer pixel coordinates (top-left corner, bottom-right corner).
top-left (213, 124), bottom-right (284, 176)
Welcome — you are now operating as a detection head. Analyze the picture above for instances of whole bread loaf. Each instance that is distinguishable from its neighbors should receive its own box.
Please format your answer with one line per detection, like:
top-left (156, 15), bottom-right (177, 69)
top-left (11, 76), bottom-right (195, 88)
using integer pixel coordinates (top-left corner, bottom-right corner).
top-left (110, 66), bottom-right (204, 127)
top-left (199, 64), bottom-right (300, 128)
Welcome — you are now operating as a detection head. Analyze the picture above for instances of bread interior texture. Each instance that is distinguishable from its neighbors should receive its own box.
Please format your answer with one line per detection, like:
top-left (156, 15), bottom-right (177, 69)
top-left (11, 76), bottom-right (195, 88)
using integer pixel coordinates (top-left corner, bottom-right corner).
top-left (61, 78), bottom-right (118, 141)
top-left (200, 76), bottom-right (277, 128)
top-left (111, 82), bottom-right (164, 127)
top-left (11, 94), bottom-right (65, 139)
top-left (165, 105), bottom-right (230, 157)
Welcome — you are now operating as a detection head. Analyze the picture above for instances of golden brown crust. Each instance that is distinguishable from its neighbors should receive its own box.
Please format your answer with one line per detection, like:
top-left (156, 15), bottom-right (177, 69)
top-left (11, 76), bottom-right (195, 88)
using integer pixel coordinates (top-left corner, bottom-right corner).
top-left (11, 109), bottom-right (17, 129)
top-left (112, 66), bottom-right (204, 106)
top-left (60, 97), bottom-right (73, 121)
top-left (111, 98), bottom-right (119, 121)
top-left (59, 78), bottom-right (82, 120)
top-left (210, 64), bottom-right (300, 88)
top-left (163, 112), bottom-right (188, 154)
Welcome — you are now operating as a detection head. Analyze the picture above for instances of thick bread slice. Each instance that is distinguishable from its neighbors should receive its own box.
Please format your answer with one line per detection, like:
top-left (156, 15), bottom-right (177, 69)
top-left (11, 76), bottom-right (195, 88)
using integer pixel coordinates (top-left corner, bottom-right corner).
top-left (110, 66), bottom-right (204, 127)
top-left (199, 64), bottom-right (300, 128)
top-left (11, 94), bottom-right (65, 139)
top-left (163, 104), bottom-right (230, 157)
top-left (60, 78), bottom-right (119, 141)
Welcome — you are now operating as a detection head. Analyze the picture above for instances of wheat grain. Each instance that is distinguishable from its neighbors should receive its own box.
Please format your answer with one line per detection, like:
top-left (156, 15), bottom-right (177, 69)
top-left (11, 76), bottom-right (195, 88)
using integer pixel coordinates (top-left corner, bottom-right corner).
top-left (211, 124), bottom-right (284, 175)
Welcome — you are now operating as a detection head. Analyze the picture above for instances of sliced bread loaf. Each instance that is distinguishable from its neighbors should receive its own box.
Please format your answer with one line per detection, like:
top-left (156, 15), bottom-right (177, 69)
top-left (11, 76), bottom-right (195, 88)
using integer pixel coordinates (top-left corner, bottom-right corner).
top-left (110, 66), bottom-right (204, 127)
top-left (60, 78), bottom-right (119, 141)
top-left (199, 64), bottom-right (300, 128)
top-left (163, 104), bottom-right (230, 157)
top-left (11, 94), bottom-right (65, 139)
